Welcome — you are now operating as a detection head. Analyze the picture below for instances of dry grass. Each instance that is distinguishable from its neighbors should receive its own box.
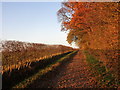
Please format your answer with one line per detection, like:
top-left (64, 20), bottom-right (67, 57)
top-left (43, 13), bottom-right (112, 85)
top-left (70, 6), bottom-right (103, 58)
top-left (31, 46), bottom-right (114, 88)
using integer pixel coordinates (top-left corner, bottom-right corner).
top-left (2, 40), bottom-right (74, 74)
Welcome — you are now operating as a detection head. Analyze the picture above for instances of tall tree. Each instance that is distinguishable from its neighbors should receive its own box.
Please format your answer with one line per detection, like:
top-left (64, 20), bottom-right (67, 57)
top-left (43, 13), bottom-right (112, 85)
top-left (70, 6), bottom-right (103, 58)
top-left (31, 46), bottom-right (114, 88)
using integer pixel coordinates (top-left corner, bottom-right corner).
top-left (57, 1), bottom-right (119, 50)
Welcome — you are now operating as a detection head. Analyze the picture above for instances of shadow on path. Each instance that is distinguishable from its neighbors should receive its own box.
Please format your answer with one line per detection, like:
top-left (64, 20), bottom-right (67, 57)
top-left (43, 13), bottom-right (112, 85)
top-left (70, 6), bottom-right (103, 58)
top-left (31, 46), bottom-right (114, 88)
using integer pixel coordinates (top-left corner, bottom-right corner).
top-left (28, 51), bottom-right (99, 88)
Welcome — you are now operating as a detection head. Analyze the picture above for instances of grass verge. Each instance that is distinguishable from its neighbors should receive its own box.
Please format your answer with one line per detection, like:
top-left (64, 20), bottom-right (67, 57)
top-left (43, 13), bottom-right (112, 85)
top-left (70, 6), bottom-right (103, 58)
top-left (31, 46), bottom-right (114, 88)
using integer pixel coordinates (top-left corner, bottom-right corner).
top-left (84, 51), bottom-right (118, 88)
top-left (12, 50), bottom-right (78, 88)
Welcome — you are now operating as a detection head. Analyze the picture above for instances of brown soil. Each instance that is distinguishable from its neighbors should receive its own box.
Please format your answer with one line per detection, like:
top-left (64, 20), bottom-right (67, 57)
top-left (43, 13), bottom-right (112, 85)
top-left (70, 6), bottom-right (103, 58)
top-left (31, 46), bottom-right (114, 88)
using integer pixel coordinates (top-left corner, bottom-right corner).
top-left (28, 51), bottom-right (99, 88)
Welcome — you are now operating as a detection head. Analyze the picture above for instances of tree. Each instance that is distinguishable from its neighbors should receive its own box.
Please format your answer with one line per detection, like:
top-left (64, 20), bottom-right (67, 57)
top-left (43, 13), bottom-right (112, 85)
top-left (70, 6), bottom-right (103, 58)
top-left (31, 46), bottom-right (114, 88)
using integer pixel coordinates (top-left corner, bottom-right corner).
top-left (57, 1), bottom-right (119, 50)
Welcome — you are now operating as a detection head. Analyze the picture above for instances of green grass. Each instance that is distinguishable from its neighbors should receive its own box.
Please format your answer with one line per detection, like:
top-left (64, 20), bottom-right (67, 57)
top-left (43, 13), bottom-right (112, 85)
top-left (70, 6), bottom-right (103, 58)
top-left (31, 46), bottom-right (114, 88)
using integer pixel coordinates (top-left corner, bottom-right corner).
top-left (84, 51), bottom-right (118, 88)
top-left (13, 50), bottom-right (78, 88)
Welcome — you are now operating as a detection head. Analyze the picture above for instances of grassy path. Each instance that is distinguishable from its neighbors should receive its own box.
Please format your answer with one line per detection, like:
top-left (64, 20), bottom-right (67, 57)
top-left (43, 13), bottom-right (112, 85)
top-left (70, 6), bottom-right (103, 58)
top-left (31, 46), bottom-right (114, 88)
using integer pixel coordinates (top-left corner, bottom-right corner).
top-left (28, 51), bottom-right (99, 88)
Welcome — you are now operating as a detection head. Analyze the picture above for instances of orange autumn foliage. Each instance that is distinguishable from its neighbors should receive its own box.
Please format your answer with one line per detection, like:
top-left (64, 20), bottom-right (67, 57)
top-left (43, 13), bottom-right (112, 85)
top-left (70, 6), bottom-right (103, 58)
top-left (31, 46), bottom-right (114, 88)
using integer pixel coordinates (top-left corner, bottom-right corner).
top-left (57, 2), bottom-right (119, 50)
top-left (58, 1), bottom-right (119, 86)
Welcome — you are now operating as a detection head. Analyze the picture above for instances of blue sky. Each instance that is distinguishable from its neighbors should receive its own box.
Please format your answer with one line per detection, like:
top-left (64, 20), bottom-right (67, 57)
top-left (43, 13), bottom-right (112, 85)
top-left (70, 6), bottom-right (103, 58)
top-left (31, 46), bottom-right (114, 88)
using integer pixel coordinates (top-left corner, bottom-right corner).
top-left (2, 2), bottom-right (76, 47)
top-left (0, 2), bottom-right (2, 40)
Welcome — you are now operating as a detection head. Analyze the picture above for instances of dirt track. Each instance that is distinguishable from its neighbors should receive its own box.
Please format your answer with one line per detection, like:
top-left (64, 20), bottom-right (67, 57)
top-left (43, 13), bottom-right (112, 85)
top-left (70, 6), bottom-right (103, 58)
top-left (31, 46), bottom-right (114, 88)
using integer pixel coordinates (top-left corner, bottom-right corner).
top-left (28, 51), bottom-right (99, 88)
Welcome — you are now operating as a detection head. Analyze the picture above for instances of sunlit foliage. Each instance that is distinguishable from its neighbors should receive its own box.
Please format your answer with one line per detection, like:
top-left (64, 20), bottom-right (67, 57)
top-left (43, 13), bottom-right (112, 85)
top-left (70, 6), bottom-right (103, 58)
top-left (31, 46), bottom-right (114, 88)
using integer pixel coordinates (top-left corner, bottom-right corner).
top-left (58, 1), bottom-right (119, 87)
top-left (57, 2), bottom-right (119, 50)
